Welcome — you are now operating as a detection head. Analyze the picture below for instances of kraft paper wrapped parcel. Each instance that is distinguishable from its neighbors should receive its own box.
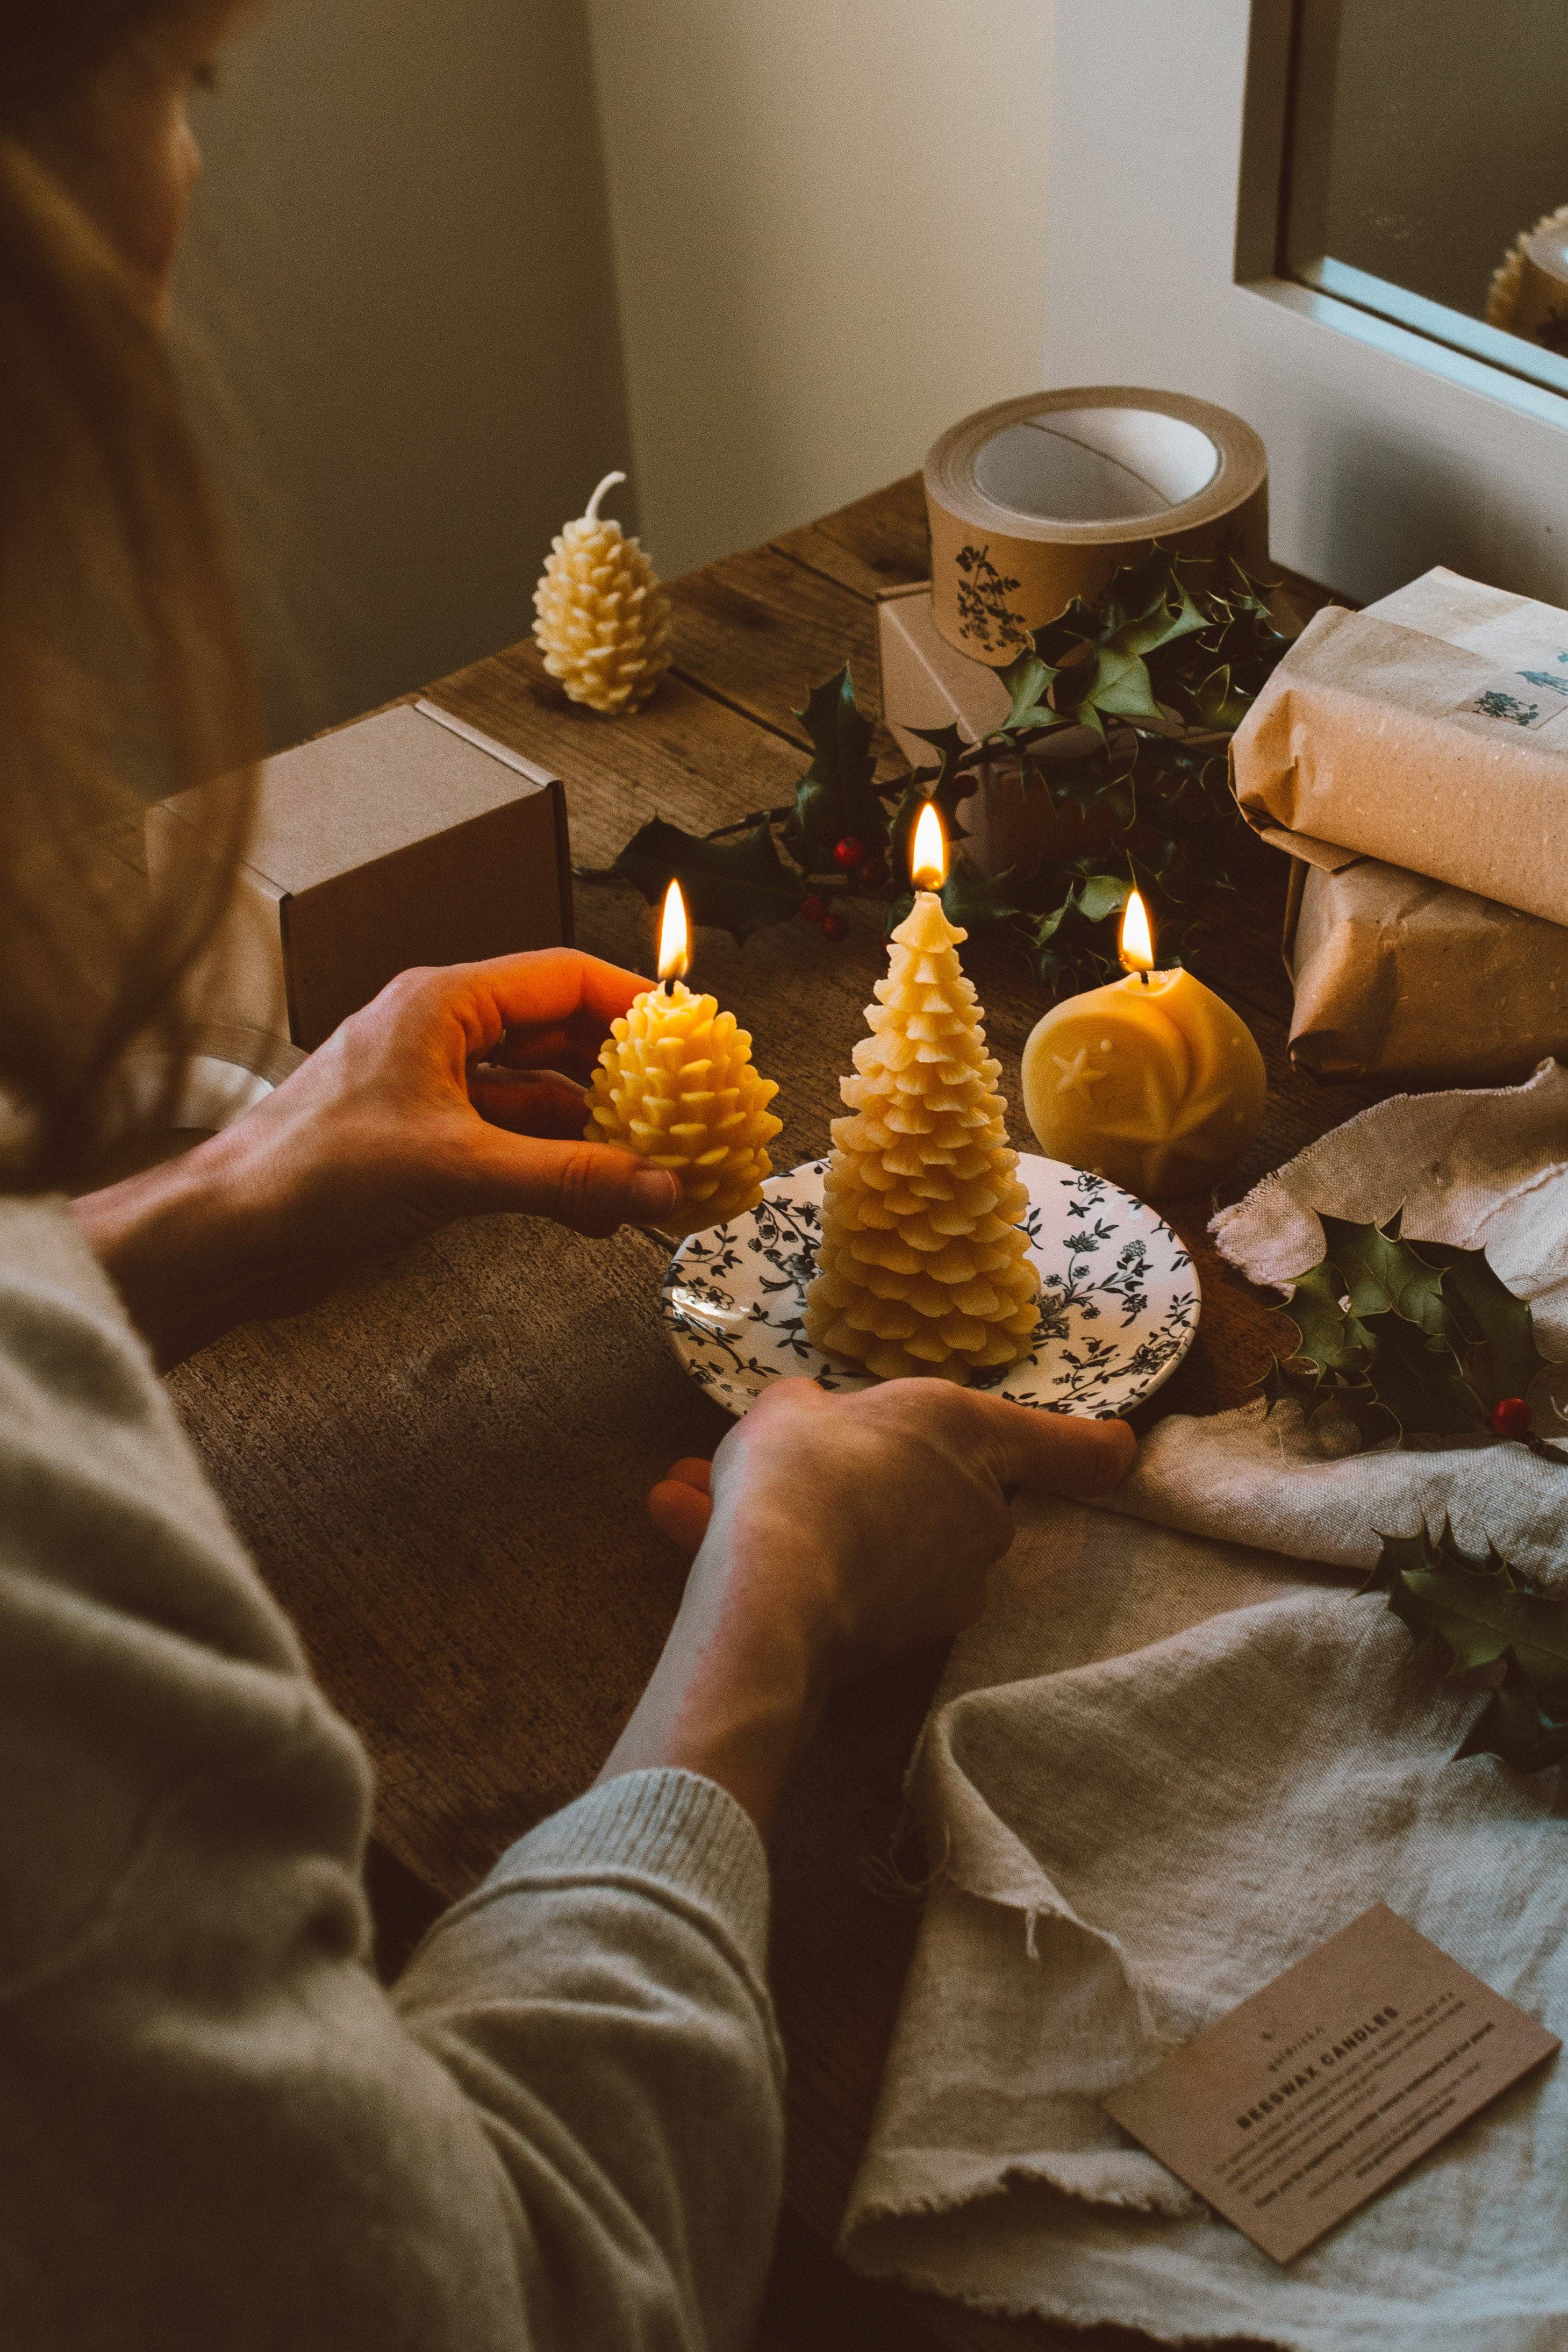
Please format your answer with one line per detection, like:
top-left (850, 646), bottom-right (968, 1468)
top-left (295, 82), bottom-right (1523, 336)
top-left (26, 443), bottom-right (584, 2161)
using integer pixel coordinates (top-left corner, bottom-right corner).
top-left (1232, 566), bottom-right (1568, 1080)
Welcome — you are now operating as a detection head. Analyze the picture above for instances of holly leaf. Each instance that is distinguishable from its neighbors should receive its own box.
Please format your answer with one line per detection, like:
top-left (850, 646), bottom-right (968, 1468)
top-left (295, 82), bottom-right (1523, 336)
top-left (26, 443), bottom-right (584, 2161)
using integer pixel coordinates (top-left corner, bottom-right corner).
top-left (996, 648), bottom-right (1066, 735)
top-left (1416, 1240), bottom-right (1548, 1410)
top-left (938, 859), bottom-right (1031, 933)
top-left (611, 815), bottom-right (804, 943)
top-left (1282, 1261), bottom-right (1374, 1376)
top-left (1268, 1219), bottom-right (1547, 1445)
top-left (1365, 1523), bottom-right (1568, 1771)
top-left (1320, 1217), bottom-right (1450, 1339)
top-left (1073, 871), bottom-right (1134, 925)
top-left (781, 665), bottom-right (883, 869)
top-left (1356, 1316), bottom-right (1480, 1439)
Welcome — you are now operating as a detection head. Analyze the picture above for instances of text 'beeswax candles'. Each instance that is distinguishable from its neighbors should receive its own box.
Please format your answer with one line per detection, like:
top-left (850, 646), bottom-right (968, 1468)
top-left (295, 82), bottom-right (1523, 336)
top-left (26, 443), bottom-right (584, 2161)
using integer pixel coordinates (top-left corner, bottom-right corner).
top-left (1020, 890), bottom-right (1266, 1198)
top-left (584, 880), bottom-right (782, 1240)
top-left (803, 803), bottom-right (1040, 1383)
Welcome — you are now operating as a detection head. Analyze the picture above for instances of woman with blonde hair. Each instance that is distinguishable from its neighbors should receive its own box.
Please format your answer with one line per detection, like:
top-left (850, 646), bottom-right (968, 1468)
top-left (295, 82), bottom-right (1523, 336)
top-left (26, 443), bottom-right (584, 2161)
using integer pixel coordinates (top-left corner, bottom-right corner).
top-left (0, 6), bottom-right (1134, 2345)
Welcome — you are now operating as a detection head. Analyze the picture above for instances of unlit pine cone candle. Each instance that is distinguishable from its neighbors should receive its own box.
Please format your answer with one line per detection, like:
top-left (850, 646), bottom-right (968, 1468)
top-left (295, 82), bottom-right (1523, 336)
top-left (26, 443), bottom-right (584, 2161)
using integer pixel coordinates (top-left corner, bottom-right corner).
top-left (584, 880), bottom-right (782, 1241)
top-left (533, 470), bottom-right (672, 715)
top-left (803, 803), bottom-right (1040, 1382)
top-left (1020, 889), bottom-right (1266, 1197)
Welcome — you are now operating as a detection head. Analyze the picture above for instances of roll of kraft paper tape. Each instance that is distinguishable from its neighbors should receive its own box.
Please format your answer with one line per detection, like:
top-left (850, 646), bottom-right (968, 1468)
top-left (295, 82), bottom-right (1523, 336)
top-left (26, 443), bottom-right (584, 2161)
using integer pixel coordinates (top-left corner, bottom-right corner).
top-left (1512, 219), bottom-right (1568, 353)
top-left (925, 387), bottom-right (1269, 666)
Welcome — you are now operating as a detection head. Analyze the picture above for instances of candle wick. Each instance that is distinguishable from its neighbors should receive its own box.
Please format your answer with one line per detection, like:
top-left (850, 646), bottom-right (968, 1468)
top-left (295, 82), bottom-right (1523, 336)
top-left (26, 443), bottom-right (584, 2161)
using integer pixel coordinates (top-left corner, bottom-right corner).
top-left (1139, 969), bottom-right (1149, 987)
top-left (663, 975), bottom-right (676, 997)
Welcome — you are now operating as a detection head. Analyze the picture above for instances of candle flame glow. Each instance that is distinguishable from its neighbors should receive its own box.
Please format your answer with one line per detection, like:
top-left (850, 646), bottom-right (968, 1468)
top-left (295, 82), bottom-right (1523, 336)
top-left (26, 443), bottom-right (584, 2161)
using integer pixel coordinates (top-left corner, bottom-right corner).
top-left (657, 878), bottom-right (690, 982)
top-left (910, 800), bottom-right (947, 891)
top-left (1120, 888), bottom-right (1154, 973)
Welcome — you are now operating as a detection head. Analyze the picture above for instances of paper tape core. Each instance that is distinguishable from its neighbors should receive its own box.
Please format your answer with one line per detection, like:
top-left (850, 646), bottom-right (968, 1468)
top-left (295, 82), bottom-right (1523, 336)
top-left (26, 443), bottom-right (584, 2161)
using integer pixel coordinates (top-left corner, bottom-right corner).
top-left (971, 407), bottom-right (1220, 525)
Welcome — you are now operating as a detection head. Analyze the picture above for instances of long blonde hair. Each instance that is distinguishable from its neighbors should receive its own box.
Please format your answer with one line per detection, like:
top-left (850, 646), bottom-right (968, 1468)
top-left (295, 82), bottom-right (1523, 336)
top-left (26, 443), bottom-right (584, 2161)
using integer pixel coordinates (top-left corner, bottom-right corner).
top-left (0, 8), bottom-right (257, 1189)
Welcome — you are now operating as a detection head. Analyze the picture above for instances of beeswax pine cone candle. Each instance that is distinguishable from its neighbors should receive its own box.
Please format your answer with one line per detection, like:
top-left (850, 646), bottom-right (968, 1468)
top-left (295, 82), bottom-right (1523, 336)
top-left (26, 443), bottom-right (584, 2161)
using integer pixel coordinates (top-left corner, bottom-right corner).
top-left (585, 983), bottom-right (783, 1241)
top-left (804, 892), bottom-right (1039, 1382)
top-left (533, 470), bottom-right (671, 716)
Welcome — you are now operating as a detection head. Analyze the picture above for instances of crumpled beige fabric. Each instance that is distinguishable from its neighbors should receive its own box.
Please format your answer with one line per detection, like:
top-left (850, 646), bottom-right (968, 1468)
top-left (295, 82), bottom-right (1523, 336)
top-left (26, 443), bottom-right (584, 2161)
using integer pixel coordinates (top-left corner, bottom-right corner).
top-left (840, 1063), bottom-right (1568, 2350)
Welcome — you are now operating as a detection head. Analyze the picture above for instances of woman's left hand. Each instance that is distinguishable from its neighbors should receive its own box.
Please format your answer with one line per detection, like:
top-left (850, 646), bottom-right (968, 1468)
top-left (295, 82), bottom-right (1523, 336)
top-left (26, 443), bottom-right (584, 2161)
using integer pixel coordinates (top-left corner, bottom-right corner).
top-left (75, 950), bottom-right (679, 1367)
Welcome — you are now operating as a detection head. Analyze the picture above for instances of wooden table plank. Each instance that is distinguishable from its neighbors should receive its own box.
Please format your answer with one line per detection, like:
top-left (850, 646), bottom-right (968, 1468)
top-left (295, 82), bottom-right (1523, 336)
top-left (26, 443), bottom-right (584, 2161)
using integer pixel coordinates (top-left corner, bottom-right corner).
top-left (167, 478), bottom-right (1395, 2352)
top-left (772, 473), bottom-right (931, 601)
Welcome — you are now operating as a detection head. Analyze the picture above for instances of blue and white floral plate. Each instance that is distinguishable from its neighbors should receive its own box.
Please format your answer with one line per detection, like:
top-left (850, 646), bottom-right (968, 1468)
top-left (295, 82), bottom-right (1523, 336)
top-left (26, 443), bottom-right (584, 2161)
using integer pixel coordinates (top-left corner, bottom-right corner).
top-left (661, 1154), bottom-right (1198, 1419)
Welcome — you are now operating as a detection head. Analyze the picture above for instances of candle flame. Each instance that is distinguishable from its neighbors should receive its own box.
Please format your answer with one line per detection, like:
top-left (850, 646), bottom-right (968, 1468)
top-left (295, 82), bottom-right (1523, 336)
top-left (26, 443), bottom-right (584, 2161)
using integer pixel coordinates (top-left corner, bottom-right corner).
top-left (657, 878), bottom-right (690, 982)
top-left (910, 799), bottom-right (947, 891)
top-left (1120, 888), bottom-right (1154, 973)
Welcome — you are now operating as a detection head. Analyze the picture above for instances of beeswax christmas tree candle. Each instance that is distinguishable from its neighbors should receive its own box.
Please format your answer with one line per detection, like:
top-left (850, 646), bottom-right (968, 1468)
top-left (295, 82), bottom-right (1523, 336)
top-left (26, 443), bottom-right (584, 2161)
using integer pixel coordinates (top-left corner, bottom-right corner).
top-left (534, 471), bottom-right (671, 716)
top-left (804, 805), bottom-right (1039, 1383)
top-left (585, 880), bottom-right (782, 1241)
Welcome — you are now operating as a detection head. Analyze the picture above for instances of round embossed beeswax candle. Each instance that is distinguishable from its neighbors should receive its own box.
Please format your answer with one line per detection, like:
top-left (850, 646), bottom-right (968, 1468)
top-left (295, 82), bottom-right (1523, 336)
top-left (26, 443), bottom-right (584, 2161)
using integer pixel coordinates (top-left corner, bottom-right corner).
top-left (584, 880), bottom-right (782, 1241)
top-left (803, 804), bottom-right (1039, 1383)
top-left (1020, 891), bottom-right (1265, 1197)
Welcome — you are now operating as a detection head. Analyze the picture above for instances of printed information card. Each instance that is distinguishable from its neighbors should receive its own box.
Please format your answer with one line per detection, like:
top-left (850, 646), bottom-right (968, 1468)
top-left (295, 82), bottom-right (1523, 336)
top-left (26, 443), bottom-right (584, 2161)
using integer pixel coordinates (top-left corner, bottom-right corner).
top-left (1103, 1904), bottom-right (1558, 2264)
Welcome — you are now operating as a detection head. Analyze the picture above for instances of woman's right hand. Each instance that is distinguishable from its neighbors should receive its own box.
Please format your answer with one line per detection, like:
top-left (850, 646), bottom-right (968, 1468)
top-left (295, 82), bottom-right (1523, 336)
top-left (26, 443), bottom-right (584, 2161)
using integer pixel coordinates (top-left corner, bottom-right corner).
top-left (601, 1379), bottom-right (1135, 1833)
top-left (663, 1377), bottom-right (1134, 1675)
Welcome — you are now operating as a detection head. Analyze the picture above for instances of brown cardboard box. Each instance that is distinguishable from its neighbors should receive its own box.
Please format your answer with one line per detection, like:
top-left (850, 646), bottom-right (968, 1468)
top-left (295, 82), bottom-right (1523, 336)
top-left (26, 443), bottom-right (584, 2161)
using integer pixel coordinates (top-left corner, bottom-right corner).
top-left (1280, 834), bottom-right (1568, 1083)
top-left (148, 700), bottom-right (572, 1051)
top-left (875, 585), bottom-right (1106, 876)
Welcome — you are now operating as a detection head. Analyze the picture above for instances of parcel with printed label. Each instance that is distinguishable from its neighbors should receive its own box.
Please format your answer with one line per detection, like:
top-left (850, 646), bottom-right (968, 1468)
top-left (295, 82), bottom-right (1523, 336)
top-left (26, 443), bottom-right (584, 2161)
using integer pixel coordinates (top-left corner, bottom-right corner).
top-left (1232, 567), bottom-right (1568, 927)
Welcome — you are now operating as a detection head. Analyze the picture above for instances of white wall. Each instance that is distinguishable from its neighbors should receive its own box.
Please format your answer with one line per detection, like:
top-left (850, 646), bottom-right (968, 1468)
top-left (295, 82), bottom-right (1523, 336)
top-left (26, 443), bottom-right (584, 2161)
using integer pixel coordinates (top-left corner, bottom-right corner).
top-left (585, 0), bottom-right (1056, 578)
top-left (180, 0), bottom-right (633, 738)
top-left (177, 0), bottom-right (1056, 731)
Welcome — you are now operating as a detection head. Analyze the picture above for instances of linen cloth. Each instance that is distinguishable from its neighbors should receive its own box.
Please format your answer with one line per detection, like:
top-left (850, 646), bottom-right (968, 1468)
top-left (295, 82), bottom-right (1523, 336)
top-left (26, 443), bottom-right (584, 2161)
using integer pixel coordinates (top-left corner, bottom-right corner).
top-left (841, 1062), bottom-right (1568, 2349)
top-left (0, 1195), bottom-right (784, 2352)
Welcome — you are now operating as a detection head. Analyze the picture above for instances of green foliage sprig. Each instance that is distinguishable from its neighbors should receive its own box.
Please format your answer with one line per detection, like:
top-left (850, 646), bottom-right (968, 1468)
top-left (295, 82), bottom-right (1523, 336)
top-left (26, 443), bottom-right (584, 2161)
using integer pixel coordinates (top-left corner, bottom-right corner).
top-left (1264, 1214), bottom-right (1549, 1450)
top-left (585, 545), bottom-right (1291, 982)
top-left (1365, 1525), bottom-right (1568, 1774)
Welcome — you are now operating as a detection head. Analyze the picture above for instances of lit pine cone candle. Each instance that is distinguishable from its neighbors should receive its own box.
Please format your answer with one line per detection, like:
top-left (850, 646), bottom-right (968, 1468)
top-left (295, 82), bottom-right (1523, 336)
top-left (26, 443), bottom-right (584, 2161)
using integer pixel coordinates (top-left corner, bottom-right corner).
top-left (585, 881), bottom-right (782, 1241)
top-left (533, 469), bottom-right (671, 715)
top-left (804, 804), bottom-right (1039, 1383)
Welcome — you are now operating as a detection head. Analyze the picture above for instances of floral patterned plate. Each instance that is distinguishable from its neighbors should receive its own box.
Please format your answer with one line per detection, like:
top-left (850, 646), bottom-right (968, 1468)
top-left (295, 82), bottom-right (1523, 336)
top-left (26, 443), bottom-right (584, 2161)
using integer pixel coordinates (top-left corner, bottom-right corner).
top-left (661, 1154), bottom-right (1198, 1419)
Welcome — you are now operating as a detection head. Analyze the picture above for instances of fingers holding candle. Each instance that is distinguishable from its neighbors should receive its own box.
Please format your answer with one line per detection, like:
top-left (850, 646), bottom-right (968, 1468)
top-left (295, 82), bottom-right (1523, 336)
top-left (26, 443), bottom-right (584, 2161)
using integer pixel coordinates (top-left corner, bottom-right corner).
top-left (583, 879), bottom-right (783, 1241)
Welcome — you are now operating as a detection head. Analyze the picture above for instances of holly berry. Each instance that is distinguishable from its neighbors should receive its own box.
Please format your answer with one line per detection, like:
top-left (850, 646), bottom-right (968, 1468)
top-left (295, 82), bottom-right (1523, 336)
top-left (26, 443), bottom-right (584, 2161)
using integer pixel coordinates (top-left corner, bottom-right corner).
top-left (1491, 1396), bottom-right (1533, 1439)
top-left (833, 836), bottom-right (865, 870)
top-left (856, 857), bottom-right (887, 890)
top-left (820, 911), bottom-right (848, 941)
top-left (954, 775), bottom-right (978, 800)
top-left (799, 895), bottom-right (826, 924)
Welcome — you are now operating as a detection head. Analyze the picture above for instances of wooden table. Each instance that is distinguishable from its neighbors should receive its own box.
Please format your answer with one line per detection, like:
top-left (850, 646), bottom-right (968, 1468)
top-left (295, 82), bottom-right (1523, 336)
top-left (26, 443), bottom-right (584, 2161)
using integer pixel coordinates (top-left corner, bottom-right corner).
top-left (170, 478), bottom-right (1392, 2351)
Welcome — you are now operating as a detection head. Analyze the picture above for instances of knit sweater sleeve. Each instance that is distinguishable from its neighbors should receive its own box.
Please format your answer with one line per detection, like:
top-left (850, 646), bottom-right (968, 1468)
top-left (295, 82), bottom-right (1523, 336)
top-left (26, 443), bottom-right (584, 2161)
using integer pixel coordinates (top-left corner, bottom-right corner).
top-left (0, 1198), bottom-right (784, 2352)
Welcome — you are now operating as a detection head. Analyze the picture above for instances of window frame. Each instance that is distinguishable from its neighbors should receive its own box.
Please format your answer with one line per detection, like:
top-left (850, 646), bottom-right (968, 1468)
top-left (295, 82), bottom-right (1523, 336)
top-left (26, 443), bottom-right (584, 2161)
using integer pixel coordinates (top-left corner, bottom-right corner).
top-left (1040, 0), bottom-right (1568, 604)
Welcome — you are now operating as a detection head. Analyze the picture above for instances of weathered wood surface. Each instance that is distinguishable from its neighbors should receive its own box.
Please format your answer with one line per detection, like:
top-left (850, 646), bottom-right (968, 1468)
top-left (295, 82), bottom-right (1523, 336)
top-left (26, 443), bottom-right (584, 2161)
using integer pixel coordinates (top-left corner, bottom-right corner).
top-left (169, 477), bottom-right (1377, 2352)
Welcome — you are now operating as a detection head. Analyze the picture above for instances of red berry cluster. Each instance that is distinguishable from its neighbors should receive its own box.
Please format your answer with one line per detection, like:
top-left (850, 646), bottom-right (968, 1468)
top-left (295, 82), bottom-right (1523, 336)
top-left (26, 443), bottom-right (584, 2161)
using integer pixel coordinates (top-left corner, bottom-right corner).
top-left (799, 892), bottom-right (846, 942)
top-left (799, 833), bottom-right (894, 942)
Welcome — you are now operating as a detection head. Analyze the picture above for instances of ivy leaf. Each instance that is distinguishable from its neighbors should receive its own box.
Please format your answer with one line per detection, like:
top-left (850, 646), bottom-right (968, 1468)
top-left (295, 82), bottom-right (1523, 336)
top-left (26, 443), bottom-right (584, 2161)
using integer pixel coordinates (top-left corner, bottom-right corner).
top-left (611, 815), bottom-right (805, 943)
top-left (1365, 1523), bottom-right (1568, 1773)
top-left (781, 665), bottom-right (883, 869)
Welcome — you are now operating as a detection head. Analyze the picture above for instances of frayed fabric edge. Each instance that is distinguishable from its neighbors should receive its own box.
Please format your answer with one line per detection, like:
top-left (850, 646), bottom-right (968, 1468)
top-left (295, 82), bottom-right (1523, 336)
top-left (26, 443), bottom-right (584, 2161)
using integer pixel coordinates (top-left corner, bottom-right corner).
top-left (836, 2236), bottom-right (1297, 2352)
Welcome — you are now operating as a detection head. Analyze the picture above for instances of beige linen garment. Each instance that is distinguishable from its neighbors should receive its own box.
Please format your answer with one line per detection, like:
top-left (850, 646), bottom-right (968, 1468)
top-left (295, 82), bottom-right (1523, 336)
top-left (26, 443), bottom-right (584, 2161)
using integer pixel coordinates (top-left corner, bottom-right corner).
top-left (841, 1063), bottom-right (1568, 2350)
top-left (0, 1195), bottom-right (784, 2352)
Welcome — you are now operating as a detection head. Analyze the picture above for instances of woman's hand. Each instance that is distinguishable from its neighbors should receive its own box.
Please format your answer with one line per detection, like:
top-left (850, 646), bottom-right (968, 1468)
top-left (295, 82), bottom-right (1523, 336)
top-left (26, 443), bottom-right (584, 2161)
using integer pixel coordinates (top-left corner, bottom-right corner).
top-left (600, 1379), bottom-right (1136, 1834)
top-left (75, 950), bottom-right (678, 1368)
